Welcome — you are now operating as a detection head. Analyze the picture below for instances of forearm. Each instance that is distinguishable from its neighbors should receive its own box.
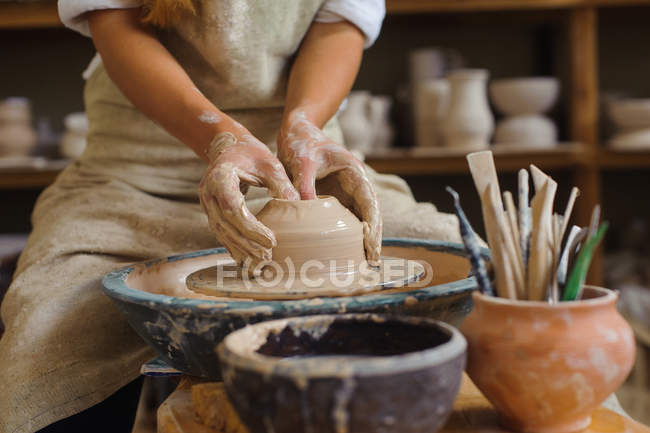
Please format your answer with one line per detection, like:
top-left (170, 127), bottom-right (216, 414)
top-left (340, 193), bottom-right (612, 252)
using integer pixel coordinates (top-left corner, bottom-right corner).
top-left (282, 21), bottom-right (364, 129)
top-left (88, 9), bottom-right (238, 161)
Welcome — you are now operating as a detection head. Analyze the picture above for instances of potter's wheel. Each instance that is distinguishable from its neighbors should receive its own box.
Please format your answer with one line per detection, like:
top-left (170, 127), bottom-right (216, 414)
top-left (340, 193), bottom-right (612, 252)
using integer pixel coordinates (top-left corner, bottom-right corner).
top-left (186, 257), bottom-right (425, 300)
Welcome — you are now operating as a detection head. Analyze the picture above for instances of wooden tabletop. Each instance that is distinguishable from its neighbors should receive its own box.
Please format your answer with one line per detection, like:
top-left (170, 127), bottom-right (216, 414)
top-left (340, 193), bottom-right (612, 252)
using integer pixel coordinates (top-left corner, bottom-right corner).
top-left (158, 373), bottom-right (650, 433)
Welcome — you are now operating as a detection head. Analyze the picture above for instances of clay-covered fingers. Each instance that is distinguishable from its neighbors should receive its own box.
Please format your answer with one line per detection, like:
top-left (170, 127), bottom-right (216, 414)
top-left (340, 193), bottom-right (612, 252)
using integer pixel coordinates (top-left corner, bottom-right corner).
top-left (289, 158), bottom-right (319, 200)
top-left (200, 168), bottom-right (275, 264)
top-left (260, 160), bottom-right (301, 200)
top-left (200, 193), bottom-right (264, 264)
top-left (335, 164), bottom-right (382, 266)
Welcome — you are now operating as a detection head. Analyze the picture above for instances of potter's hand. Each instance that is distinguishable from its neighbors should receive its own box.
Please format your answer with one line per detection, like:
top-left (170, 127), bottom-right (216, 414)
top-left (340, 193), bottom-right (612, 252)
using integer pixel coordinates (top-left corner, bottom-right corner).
top-left (199, 131), bottom-right (300, 265)
top-left (278, 111), bottom-right (382, 265)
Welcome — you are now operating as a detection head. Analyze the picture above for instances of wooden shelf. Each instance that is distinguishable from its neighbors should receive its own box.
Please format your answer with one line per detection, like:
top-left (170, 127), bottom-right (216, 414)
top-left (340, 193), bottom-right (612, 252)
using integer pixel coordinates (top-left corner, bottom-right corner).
top-left (0, 160), bottom-right (67, 189)
top-left (2, 0), bottom-right (650, 30)
top-left (365, 143), bottom-right (586, 176)
top-left (0, 2), bottom-right (61, 29)
top-left (385, 0), bottom-right (650, 13)
top-left (598, 148), bottom-right (650, 169)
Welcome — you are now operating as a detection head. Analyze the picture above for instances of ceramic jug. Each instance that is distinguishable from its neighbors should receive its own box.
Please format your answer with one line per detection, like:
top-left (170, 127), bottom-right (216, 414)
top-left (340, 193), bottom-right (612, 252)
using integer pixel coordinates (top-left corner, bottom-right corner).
top-left (0, 97), bottom-right (37, 157)
top-left (442, 69), bottom-right (493, 149)
top-left (339, 91), bottom-right (373, 155)
top-left (368, 95), bottom-right (394, 150)
top-left (414, 79), bottom-right (450, 147)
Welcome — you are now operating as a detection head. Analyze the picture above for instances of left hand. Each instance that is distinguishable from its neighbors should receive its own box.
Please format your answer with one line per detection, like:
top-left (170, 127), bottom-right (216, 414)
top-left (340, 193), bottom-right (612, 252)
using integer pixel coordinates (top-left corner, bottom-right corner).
top-left (277, 111), bottom-right (382, 265)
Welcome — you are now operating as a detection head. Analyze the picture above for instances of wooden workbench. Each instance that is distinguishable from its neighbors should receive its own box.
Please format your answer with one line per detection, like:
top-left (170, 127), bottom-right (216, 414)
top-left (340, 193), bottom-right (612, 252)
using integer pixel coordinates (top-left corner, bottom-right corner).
top-left (158, 373), bottom-right (650, 433)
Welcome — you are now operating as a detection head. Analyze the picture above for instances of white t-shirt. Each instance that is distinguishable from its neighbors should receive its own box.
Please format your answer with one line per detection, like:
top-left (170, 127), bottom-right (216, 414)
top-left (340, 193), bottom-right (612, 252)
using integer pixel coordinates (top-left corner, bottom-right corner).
top-left (59, 0), bottom-right (385, 46)
top-left (60, 0), bottom-right (385, 78)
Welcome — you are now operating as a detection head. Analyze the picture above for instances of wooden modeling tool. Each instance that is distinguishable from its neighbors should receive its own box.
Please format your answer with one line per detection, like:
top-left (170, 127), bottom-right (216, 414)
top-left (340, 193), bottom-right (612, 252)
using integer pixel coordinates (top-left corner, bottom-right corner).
top-left (529, 164), bottom-right (548, 193)
top-left (461, 156), bottom-right (605, 303)
top-left (588, 204), bottom-right (601, 240)
top-left (559, 187), bottom-right (580, 244)
top-left (467, 151), bottom-right (513, 298)
top-left (557, 225), bottom-right (582, 287)
top-left (518, 169), bottom-right (531, 274)
top-left (447, 187), bottom-right (494, 296)
top-left (527, 179), bottom-right (557, 301)
top-left (488, 185), bottom-right (525, 298)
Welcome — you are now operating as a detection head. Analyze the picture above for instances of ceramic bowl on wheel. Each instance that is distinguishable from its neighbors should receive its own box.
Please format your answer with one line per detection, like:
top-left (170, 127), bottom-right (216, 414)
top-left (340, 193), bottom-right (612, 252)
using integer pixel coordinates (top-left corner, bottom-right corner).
top-left (102, 239), bottom-right (485, 378)
top-left (218, 313), bottom-right (467, 433)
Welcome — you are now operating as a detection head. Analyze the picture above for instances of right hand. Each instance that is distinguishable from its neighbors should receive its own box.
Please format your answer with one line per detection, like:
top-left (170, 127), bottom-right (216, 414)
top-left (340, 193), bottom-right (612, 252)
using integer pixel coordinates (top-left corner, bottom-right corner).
top-left (199, 130), bottom-right (299, 266)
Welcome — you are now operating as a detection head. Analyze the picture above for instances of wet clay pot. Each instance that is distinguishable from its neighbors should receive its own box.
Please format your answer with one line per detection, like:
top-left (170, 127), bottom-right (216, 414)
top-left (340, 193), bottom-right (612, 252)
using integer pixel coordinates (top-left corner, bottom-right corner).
top-left (256, 196), bottom-right (366, 274)
top-left (218, 314), bottom-right (466, 433)
top-left (460, 286), bottom-right (635, 433)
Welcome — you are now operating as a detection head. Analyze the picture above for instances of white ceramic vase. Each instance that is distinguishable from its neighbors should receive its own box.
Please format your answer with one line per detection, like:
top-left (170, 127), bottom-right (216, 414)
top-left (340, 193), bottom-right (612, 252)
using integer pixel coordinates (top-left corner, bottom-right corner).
top-left (60, 112), bottom-right (89, 159)
top-left (0, 98), bottom-right (37, 157)
top-left (339, 91), bottom-right (373, 155)
top-left (442, 69), bottom-right (493, 149)
top-left (368, 95), bottom-right (394, 150)
top-left (414, 79), bottom-right (450, 147)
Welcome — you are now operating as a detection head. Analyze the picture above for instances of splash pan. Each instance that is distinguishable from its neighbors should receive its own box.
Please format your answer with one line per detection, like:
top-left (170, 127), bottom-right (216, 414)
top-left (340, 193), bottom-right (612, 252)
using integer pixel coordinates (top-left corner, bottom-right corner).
top-left (102, 238), bottom-right (485, 378)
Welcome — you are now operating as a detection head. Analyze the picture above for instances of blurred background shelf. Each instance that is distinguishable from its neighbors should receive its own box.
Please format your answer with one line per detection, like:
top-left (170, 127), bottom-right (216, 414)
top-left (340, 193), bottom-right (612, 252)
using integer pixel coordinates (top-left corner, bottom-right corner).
top-left (3, 0), bottom-right (650, 30)
top-left (0, 159), bottom-right (67, 189)
top-left (0, 2), bottom-right (61, 29)
top-left (385, 0), bottom-right (650, 13)
top-left (366, 143), bottom-right (586, 175)
top-left (599, 148), bottom-right (650, 169)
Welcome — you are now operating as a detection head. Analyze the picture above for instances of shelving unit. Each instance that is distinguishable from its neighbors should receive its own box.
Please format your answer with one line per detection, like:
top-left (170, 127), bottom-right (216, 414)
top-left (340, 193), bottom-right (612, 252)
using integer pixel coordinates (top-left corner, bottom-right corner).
top-left (0, 2), bottom-right (60, 28)
top-left (3, 0), bottom-right (650, 284)
top-left (366, 143), bottom-right (586, 175)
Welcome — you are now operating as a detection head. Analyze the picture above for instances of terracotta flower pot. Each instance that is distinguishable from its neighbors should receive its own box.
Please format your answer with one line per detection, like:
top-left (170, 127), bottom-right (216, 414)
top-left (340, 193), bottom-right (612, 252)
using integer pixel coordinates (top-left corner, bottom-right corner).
top-left (460, 286), bottom-right (635, 433)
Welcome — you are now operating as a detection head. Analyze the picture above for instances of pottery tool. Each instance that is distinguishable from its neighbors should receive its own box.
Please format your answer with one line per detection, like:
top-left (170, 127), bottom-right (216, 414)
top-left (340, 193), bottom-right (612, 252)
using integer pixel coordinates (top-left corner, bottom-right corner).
top-left (556, 225), bottom-right (583, 288)
top-left (462, 153), bottom-right (605, 302)
top-left (588, 204), bottom-right (601, 240)
top-left (466, 151), bottom-right (515, 299)
top-left (563, 226), bottom-right (590, 288)
top-left (518, 169), bottom-right (531, 273)
top-left (558, 187), bottom-right (580, 244)
top-left (487, 184), bottom-right (525, 297)
top-left (503, 191), bottom-right (525, 298)
top-left (447, 187), bottom-right (494, 296)
top-left (527, 178), bottom-right (557, 301)
top-left (562, 222), bottom-right (609, 301)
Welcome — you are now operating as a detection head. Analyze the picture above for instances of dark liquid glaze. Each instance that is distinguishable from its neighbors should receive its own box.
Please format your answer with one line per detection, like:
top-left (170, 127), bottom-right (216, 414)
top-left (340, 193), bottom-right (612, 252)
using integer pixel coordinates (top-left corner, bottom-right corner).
top-left (257, 318), bottom-right (451, 358)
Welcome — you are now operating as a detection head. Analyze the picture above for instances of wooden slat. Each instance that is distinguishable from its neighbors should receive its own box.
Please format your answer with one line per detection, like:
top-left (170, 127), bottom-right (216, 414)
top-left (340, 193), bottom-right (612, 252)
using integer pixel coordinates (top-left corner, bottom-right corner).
top-left (386, 0), bottom-right (650, 13)
top-left (365, 144), bottom-right (586, 176)
top-left (0, 168), bottom-right (62, 189)
top-left (568, 7), bottom-right (602, 285)
top-left (0, 2), bottom-right (61, 29)
top-left (3, 0), bottom-right (650, 29)
top-left (599, 148), bottom-right (650, 169)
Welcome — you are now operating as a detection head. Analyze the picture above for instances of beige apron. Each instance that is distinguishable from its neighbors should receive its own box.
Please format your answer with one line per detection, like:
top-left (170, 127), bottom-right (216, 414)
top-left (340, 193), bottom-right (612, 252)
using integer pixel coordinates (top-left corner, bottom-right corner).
top-left (0, 2), bottom-right (461, 432)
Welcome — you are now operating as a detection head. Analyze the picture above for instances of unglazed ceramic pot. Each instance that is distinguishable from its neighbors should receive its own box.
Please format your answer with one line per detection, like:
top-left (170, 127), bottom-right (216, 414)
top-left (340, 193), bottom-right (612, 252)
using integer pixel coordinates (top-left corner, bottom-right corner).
top-left (219, 314), bottom-right (466, 433)
top-left (460, 286), bottom-right (635, 433)
top-left (256, 196), bottom-right (366, 275)
top-left (442, 69), bottom-right (493, 149)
